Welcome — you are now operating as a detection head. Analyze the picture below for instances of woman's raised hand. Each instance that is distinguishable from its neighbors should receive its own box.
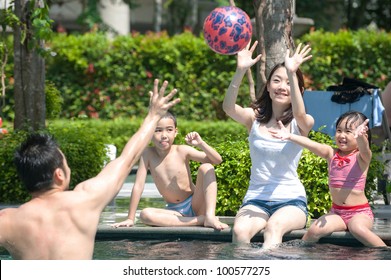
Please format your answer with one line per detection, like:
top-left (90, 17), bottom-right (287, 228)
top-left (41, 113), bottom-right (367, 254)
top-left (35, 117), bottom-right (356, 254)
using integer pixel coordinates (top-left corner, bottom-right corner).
top-left (237, 40), bottom-right (262, 71)
top-left (284, 43), bottom-right (312, 73)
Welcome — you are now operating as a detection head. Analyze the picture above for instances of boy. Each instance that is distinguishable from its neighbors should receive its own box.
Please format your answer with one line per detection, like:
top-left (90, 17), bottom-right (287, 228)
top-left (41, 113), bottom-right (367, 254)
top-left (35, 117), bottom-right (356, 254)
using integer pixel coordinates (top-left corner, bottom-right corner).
top-left (111, 111), bottom-right (228, 230)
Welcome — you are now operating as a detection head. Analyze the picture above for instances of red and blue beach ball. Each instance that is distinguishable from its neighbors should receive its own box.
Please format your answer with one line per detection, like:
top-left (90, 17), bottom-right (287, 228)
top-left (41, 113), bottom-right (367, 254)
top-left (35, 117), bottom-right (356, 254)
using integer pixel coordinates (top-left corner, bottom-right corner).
top-left (203, 6), bottom-right (252, 55)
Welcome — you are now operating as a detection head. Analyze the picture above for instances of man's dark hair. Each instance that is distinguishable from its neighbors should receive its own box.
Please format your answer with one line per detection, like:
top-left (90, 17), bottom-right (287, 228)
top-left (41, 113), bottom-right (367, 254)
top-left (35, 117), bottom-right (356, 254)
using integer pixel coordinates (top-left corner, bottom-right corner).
top-left (14, 133), bottom-right (66, 193)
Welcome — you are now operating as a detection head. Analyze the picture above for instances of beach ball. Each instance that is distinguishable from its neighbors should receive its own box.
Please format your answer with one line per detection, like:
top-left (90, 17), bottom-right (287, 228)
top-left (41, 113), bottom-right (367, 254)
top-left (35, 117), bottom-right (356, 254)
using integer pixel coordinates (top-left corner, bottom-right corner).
top-left (203, 6), bottom-right (252, 55)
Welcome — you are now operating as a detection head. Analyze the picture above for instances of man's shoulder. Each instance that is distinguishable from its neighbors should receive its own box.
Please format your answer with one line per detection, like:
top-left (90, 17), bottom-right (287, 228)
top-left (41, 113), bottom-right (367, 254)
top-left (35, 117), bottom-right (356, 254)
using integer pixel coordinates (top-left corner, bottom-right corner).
top-left (0, 206), bottom-right (17, 218)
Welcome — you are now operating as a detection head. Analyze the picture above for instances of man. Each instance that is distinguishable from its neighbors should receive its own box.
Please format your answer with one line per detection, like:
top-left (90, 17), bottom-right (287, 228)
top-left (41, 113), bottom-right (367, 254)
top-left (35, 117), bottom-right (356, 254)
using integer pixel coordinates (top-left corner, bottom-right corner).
top-left (0, 79), bottom-right (180, 259)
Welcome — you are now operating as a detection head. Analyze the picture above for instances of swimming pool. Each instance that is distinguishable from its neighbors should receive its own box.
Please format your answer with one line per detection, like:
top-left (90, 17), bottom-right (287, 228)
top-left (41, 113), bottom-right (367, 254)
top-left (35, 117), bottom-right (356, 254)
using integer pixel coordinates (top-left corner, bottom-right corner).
top-left (92, 239), bottom-right (391, 260)
top-left (1, 186), bottom-right (390, 260)
top-left (93, 196), bottom-right (391, 260)
top-left (1, 235), bottom-right (390, 260)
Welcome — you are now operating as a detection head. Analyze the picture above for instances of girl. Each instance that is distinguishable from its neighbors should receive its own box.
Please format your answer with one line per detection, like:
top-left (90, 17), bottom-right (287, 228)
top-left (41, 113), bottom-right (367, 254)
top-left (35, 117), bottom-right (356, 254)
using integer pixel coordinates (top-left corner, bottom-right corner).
top-left (270, 111), bottom-right (386, 247)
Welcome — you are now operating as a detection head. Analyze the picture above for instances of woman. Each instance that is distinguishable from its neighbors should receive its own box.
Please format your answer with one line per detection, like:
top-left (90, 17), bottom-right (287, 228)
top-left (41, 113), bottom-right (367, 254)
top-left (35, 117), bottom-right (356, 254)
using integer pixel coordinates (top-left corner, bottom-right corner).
top-left (223, 41), bottom-right (314, 249)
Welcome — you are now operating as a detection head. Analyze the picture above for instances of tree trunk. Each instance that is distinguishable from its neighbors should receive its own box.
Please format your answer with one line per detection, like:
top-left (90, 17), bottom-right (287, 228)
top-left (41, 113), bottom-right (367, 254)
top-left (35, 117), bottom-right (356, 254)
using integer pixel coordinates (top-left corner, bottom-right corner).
top-left (13, 0), bottom-right (46, 131)
top-left (153, 0), bottom-right (162, 32)
top-left (253, 0), bottom-right (295, 98)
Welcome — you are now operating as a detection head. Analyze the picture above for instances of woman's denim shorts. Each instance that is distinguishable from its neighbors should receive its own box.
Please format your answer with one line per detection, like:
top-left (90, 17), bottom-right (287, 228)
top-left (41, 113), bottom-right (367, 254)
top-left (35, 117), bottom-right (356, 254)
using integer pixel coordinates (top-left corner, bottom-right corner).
top-left (241, 199), bottom-right (308, 218)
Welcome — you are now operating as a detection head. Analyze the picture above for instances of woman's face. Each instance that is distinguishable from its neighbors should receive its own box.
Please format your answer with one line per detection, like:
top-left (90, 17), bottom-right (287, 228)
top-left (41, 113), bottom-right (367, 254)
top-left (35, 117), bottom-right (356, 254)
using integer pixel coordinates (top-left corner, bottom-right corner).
top-left (267, 67), bottom-right (291, 106)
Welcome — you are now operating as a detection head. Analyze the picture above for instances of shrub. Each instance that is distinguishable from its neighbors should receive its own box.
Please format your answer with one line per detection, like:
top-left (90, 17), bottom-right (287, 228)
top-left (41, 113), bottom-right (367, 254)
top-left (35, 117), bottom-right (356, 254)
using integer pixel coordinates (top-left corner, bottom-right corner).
top-left (300, 29), bottom-right (391, 90)
top-left (0, 122), bottom-right (109, 203)
top-left (43, 31), bottom-right (242, 121)
top-left (47, 120), bottom-right (110, 188)
top-left (45, 81), bottom-right (63, 119)
top-left (0, 131), bottom-right (30, 202)
top-left (2, 30), bottom-right (391, 122)
top-left (192, 129), bottom-right (384, 218)
top-left (0, 119), bottom-right (385, 218)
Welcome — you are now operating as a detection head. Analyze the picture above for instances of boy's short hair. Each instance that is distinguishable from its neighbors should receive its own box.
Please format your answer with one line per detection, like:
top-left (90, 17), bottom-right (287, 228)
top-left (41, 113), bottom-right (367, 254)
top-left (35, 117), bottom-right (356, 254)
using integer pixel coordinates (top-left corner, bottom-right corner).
top-left (162, 110), bottom-right (177, 127)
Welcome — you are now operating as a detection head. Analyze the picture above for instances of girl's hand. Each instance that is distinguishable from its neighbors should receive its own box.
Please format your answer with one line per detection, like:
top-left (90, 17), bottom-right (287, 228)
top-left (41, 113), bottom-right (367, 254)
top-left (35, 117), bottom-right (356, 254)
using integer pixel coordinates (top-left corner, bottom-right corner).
top-left (269, 120), bottom-right (291, 140)
top-left (354, 119), bottom-right (369, 138)
top-left (237, 40), bottom-right (262, 71)
top-left (285, 43), bottom-right (312, 73)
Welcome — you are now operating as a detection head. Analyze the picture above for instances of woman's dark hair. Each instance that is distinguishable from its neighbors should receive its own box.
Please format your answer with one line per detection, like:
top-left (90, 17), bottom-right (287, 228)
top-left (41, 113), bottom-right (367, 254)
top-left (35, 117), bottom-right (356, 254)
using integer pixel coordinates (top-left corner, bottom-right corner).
top-left (336, 111), bottom-right (371, 144)
top-left (250, 62), bottom-right (305, 125)
top-left (14, 133), bottom-right (66, 193)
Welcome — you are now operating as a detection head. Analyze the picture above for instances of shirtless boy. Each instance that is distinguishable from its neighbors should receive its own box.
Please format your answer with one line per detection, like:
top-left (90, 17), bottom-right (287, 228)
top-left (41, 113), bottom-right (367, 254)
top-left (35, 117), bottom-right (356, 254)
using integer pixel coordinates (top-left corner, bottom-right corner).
top-left (111, 111), bottom-right (228, 230)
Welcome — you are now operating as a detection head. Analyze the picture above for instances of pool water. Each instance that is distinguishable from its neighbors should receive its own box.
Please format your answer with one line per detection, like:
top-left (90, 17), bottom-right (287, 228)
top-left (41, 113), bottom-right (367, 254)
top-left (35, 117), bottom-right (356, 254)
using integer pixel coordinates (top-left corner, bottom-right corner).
top-left (95, 196), bottom-right (391, 260)
top-left (92, 239), bottom-right (391, 260)
top-left (1, 173), bottom-right (390, 260)
top-left (1, 237), bottom-right (390, 260)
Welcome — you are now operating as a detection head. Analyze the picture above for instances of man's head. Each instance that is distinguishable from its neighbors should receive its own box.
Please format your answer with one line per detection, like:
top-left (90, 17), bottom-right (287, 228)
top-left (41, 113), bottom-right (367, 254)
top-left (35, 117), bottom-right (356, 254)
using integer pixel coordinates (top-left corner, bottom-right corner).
top-left (14, 133), bottom-right (70, 193)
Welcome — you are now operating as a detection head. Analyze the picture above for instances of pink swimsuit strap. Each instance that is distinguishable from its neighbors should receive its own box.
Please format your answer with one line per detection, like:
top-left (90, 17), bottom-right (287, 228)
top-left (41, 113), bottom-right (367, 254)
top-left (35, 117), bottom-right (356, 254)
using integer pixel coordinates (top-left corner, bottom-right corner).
top-left (328, 150), bottom-right (366, 191)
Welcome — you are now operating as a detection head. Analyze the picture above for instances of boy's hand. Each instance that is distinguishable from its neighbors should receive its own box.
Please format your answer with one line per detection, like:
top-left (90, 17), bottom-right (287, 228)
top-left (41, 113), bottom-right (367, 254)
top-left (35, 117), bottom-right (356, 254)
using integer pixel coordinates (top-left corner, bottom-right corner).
top-left (185, 132), bottom-right (203, 146)
top-left (111, 218), bottom-right (135, 228)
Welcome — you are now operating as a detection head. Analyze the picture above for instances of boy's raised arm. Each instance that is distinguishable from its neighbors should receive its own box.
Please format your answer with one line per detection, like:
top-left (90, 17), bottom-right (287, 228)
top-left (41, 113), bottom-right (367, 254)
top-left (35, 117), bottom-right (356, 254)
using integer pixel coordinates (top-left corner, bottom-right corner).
top-left (76, 79), bottom-right (180, 208)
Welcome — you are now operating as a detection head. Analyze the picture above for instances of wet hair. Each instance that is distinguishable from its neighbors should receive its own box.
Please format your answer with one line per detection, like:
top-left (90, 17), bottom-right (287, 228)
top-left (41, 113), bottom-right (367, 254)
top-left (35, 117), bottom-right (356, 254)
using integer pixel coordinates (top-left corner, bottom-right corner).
top-left (161, 110), bottom-right (177, 127)
top-left (335, 111), bottom-right (371, 144)
top-left (14, 133), bottom-right (66, 193)
top-left (250, 62), bottom-right (305, 125)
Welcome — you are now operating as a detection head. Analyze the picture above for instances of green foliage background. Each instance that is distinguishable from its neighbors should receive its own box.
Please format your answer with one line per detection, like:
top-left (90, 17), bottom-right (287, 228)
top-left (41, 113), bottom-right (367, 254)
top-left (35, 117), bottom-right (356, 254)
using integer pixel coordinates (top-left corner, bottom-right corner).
top-left (2, 29), bottom-right (391, 122)
top-left (1, 119), bottom-right (384, 219)
top-left (1, 29), bottom-right (389, 217)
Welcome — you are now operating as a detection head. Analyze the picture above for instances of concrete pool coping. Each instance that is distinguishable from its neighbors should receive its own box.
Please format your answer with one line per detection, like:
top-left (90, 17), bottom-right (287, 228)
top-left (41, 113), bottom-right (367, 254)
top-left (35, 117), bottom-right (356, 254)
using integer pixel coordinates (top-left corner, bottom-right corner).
top-left (96, 208), bottom-right (391, 246)
top-left (96, 181), bottom-right (391, 246)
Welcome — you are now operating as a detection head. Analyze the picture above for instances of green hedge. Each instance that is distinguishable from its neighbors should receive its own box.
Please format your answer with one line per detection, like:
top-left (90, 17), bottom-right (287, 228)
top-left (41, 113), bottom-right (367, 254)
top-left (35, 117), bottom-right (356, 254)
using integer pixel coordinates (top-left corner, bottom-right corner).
top-left (0, 122), bottom-right (109, 203)
top-left (5, 118), bottom-right (383, 218)
top-left (1, 28), bottom-right (389, 215)
top-left (3, 29), bottom-right (390, 122)
top-left (0, 119), bottom-right (384, 217)
top-left (301, 29), bottom-right (391, 90)
top-left (209, 130), bottom-right (384, 218)
top-left (42, 31), bottom-right (241, 121)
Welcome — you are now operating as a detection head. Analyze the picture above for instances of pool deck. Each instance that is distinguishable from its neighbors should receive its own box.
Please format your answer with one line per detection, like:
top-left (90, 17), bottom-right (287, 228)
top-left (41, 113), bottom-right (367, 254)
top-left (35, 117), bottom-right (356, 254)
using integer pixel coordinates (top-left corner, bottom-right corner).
top-left (96, 181), bottom-right (391, 246)
top-left (97, 215), bottom-right (391, 246)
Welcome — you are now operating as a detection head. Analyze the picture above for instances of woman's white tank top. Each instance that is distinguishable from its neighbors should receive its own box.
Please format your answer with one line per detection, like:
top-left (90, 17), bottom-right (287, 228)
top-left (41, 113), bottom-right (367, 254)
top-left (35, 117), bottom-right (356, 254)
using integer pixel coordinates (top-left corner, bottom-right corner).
top-left (243, 119), bottom-right (307, 203)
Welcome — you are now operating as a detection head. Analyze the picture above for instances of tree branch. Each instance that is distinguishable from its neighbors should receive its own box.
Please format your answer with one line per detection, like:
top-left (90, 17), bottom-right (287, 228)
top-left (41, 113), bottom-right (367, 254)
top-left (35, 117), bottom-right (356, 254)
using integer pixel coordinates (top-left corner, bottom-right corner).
top-left (230, 0), bottom-right (256, 101)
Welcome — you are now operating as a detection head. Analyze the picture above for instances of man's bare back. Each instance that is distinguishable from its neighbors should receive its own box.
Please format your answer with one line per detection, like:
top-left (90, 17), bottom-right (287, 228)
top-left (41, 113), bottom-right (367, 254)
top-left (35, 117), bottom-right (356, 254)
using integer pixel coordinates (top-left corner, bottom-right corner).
top-left (0, 191), bottom-right (97, 259)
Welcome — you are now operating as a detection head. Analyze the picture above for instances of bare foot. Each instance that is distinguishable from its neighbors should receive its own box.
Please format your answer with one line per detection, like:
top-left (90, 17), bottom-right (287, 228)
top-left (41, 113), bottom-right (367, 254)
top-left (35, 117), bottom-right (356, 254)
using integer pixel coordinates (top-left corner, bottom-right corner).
top-left (204, 216), bottom-right (229, 230)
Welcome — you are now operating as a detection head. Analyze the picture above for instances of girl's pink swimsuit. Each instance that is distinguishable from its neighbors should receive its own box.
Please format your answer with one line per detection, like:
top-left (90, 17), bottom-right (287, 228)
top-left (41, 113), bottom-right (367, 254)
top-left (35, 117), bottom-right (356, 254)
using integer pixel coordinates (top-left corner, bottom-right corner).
top-left (328, 151), bottom-right (374, 225)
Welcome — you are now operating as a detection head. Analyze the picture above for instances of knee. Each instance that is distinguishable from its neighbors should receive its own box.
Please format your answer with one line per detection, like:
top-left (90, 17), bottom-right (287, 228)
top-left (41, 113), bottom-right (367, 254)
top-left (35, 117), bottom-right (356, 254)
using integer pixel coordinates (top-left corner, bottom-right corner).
top-left (139, 208), bottom-right (154, 225)
top-left (197, 163), bottom-right (216, 182)
top-left (305, 224), bottom-right (320, 237)
top-left (263, 219), bottom-right (284, 236)
top-left (198, 163), bottom-right (214, 174)
top-left (232, 223), bottom-right (252, 243)
top-left (348, 221), bottom-right (371, 237)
